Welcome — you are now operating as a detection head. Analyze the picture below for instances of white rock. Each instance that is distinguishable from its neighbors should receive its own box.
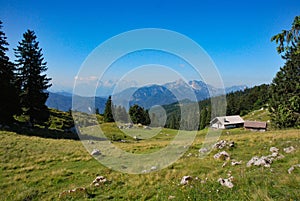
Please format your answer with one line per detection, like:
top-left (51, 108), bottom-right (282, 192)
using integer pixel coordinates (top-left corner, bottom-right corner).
top-left (91, 149), bottom-right (101, 156)
top-left (218, 178), bottom-right (234, 188)
top-left (231, 160), bottom-right (242, 166)
top-left (214, 151), bottom-right (230, 160)
top-left (199, 148), bottom-right (209, 153)
top-left (288, 164), bottom-right (300, 174)
top-left (180, 176), bottom-right (192, 185)
top-left (270, 147), bottom-right (279, 153)
top-left (283, 146), bottom-right (296, 153)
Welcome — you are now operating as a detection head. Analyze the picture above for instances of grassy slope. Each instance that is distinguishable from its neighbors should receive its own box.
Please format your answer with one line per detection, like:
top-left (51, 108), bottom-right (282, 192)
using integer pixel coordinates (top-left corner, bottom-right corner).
top-left (242, 108), bottom-right (271, 122)
top-left (0, 124), bottom-right (299, 201)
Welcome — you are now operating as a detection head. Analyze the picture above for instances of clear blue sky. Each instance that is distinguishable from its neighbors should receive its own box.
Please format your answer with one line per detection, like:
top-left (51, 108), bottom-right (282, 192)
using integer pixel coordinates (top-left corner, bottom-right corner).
top-left (1, 0), bottom-right (299, 92)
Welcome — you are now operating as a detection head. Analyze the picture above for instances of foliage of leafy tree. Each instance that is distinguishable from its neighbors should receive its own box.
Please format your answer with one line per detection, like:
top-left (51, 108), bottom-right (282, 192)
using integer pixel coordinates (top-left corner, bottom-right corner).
top-left (269, 16), bottom-right (300, 128)
top-left (129, 104), bottom-right (150, 125)
top-left (0, 20), bottom-right (20, 123)
top-left (15, 30), bottom-right (52, 125)
top-left (103, 96), bottom-right (114, 122)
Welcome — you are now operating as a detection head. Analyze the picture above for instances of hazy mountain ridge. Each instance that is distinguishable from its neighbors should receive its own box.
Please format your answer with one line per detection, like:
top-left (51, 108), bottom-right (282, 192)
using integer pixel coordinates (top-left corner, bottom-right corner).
top-left (46, 80), bottom-right (247, 112)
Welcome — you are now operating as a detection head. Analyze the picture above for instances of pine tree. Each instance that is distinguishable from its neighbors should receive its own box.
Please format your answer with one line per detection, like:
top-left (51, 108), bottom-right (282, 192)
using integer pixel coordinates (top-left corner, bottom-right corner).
top-left (14, 30), bottom-right (52, 125)
top-left (0, 20), bottom-right (20, 123)
top-left (104, 96), bottom-right (114, 122)
top-left (269, 16), bottom-right (300, 128)
top-left (199, 108), bottom-right (207, 130)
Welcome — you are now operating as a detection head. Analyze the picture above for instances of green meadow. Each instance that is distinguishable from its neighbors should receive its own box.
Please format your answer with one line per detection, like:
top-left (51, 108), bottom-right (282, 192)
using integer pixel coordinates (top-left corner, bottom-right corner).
top-left (1, 119), bottom-right (299, 200)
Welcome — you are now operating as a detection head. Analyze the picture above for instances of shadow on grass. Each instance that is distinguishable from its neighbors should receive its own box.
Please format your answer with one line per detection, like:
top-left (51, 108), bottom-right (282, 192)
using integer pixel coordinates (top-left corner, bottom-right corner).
top-left (2, 121), bottom-right (106, 141)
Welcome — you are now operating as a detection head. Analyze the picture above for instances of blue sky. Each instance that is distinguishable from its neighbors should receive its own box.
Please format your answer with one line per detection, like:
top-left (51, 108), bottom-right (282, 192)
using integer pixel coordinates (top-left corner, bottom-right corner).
top-left (1, 0), bottom-right (299, 93)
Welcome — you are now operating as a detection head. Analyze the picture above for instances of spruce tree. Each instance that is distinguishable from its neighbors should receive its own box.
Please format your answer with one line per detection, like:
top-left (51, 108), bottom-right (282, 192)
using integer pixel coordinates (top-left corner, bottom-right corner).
top-left (199, 108), bottom-right (207, 130)
top-left (104, 96), bottom-right (114, 122)
top-left (14, 30), bottom-right (52, 125)
top-left (0, 20), bottom-right (20, 123)
top-left (270, 16), bottom-right (300, 128)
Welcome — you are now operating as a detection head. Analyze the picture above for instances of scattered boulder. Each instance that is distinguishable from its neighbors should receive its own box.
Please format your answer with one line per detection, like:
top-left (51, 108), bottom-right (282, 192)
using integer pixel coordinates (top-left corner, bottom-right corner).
top-left (213, 140), bottom-right (227, 149)
top-left (143, 126), bottom-right (151, 130)
top-left (133, 136), bottom-right (140, 141)
top-left (150, 166), bottom-right (157, 171)
top-left (228, 141), bottom-right (235, 148)
top-left (288, 164), bottom-right (300, 174)
top-left (91, 176), bottom-right (107, 186)
top-left (247, 156), bottom-right (272, 167)
top-left (270, 147), bottom-right (279, 153)
top-left (214, 151), bottom-right (230, 161)
top-left (59, 187), bottom-right (87, 198)
top-left (91, 149), bottom-right (101, 156)
top-left (218, 176), bottom-right (234, 188)
top-left (247, 147), bottom-right (285, 168)
top-left (168, 195), bottom-right (176, 200)
top-left (180, 176), bottom-right (192, 185)
top-left (199, 147), bottom-right (209, 154)
top-left (213, 140), bottom-right (235, 149)
top-left (231, 160), bottom-right (242, 166)
top-left (283, 146), bottom-right (296, 153)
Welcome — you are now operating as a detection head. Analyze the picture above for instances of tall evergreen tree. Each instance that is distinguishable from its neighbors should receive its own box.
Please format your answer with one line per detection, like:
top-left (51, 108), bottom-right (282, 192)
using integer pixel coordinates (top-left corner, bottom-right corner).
top-left (14, 30), bottom-right (52, 125)
top-left (104, 96), bottom-right (114, 122)
top-left (0, 20), bottom-right (20, 123)
top-left (199, 108), bottom-right (207, 130)
top-left (270, 16), bottom-right (300, 128)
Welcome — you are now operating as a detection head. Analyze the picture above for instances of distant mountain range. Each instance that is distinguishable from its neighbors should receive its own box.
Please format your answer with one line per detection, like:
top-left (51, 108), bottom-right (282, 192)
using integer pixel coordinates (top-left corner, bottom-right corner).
top-left (46, 80), bottom-right (247, 113)
top-left (46, 92), bottom-right (107, 114)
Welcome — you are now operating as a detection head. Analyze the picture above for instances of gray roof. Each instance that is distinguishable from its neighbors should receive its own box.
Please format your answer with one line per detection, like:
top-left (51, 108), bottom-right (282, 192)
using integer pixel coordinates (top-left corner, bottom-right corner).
top-left (211, 115), bottom-right (244, 125)
top-left (244, 121), bottom-right (267, 129)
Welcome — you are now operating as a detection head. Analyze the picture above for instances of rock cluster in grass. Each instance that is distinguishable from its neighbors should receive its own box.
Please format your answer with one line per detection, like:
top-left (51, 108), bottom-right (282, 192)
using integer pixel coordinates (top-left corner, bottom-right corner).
top-left (59, 187), bottom-right (87, 198)
top-left (91, 176), bottom-right (107, 187)
top-left (247, 147), bottom-right (284, 168)
top-left (214, 151), bottom-right (230, 160)
top-left (213, 140), bottom-right (235, 149)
